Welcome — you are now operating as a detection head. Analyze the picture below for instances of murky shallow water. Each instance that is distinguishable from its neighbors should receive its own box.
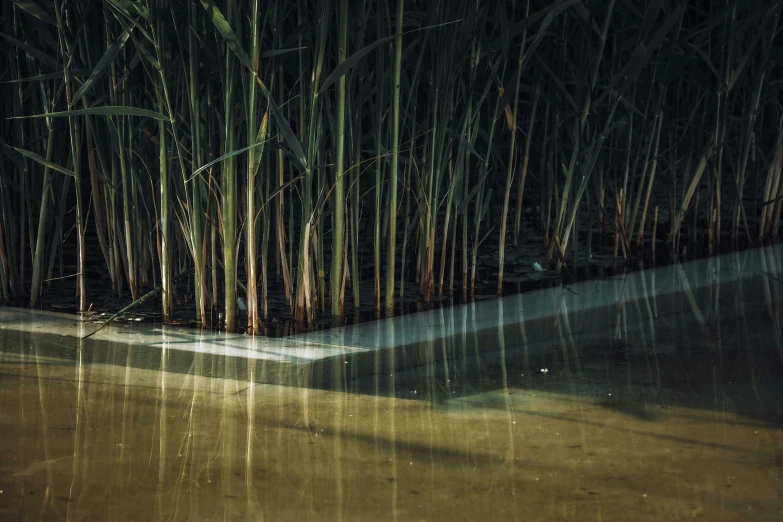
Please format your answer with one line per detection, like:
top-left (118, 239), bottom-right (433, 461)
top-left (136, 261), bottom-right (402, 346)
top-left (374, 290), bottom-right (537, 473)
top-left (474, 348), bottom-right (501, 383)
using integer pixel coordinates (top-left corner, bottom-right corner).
top-left (2, 253), bottom-right (783, 521)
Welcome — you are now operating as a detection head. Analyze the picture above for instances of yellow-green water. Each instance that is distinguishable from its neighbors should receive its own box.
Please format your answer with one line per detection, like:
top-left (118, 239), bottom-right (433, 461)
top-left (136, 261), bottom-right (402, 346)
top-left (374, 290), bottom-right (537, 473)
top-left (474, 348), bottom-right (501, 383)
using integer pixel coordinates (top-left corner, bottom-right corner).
top-left (2, 258), bottom-right (783, 521)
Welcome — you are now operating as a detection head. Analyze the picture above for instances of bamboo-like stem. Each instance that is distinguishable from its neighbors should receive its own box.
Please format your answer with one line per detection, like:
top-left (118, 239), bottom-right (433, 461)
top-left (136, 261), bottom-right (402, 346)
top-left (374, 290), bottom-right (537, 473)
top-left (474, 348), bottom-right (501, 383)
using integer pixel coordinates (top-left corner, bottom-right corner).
top-left (157, 0), bottom-right (172, 322)
top-left (498, 0), bottom-right (529, 293)
top-left (188, 0), bottom-right (207, 324)
top-left (513, 83), bottom-right (540, 246)
top-left (400, 143), bottom-right (414, 298)
top-left (636, 108), bottom-right (664, 248)
top-left (373, 1), bottom-right (385, 312)
top-left (652, 205), bottom-right (658, 260)
top-left (245, 0), bottom-right (262, 332)
top-left (53, 1), bottom-right (87, 313)
top-left (385, 0), bottom-right (404, 314)
top-left (350, 108), bottom-right (361, 310)
top-left (437, 159), bottom-right (454, 295)
top-left (669, 133), bottom-right (715, 245)
top-left (30, 104), bottom-right (55, 308)
top-left (222, 0), bottom-right (238, 330)
top-left (331, 0), bottom-right (349, 316)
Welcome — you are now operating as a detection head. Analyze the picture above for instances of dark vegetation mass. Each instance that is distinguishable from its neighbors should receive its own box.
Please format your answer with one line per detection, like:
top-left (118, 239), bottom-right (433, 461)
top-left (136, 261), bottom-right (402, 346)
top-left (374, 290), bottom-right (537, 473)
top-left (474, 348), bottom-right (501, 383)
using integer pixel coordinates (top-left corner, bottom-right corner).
top-left (1, 0), bottom-right (782, 331)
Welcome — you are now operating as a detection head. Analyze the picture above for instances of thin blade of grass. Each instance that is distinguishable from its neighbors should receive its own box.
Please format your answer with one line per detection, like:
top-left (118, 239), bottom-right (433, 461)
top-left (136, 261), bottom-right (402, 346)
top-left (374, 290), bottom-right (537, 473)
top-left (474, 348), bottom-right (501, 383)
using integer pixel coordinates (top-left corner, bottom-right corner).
top-left (11, 106), bottom-right (168, 120)
top-left (319, 20), bottom-right (463, 94)
top-left (0, 33), bottom-right (59, 69)
top-left (13, 1), bottom-right (55, 25)
top-left (11, 147), bottom-right (75, 177)
top-left (72, 26), bottom-right (134, 106)
top-left (186, 137), bottom-right (273, 183)
top-left (200, 0), bottom-right (254, 73)
top-left (1, 69), bottom-right (91, 83)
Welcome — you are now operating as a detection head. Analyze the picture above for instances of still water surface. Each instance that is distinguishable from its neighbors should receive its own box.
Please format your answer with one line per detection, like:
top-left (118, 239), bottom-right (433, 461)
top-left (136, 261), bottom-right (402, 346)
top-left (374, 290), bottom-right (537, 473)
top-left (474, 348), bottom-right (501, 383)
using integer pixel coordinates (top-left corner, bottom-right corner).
top-left (1, 252), bottom-right (782, 521)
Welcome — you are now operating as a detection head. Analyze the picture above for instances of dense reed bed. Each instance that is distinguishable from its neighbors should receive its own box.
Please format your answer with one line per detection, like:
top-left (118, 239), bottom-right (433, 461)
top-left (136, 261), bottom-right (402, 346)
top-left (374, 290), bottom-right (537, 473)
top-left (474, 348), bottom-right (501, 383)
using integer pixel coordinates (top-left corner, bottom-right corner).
top-left (1, 0), bottom-right (782, 331)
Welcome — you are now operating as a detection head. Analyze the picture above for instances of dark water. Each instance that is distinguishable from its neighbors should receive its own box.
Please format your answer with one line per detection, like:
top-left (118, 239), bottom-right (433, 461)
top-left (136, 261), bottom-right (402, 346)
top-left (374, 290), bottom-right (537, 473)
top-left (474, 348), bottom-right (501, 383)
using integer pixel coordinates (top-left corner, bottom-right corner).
top-left (1, 249), bottom-right (782, 521)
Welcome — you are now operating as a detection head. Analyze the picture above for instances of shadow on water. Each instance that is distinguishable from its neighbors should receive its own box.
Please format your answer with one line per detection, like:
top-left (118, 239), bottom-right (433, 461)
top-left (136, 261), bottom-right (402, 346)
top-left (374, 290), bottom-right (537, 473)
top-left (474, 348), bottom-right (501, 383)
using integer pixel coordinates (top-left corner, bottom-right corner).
top-left (3, 245), bottom-right (783, 425)
top-left (1, 245), bottom-right (782, 521)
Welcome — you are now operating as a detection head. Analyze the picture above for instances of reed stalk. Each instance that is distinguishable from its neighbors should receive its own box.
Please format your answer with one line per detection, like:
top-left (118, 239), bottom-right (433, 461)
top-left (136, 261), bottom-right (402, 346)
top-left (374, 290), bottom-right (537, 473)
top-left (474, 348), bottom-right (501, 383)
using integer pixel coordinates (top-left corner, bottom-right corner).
top-left (385, 0), bottom-right (403, 314)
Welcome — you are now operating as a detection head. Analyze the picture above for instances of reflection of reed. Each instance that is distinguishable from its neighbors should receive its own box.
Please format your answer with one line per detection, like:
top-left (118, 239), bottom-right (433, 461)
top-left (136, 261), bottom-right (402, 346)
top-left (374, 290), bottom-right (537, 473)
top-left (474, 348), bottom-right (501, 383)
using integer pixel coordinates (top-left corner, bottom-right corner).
top-left (387, 318), bottom-right (398, 522)
top-left (154, 345), bottom-right (167, 522)
top-left (67, 345), bottom-right (84, 521)
top-left (496, 299), bottom-right (517, 513)
top-left (761, 247), bottom-right (783, 364)
top-left (117, 343), bottom-right (133, 497)
top-left (4, 250), bottom-right (783, 521)
top-left (221, 350), bottom-right (239, 519)
top-left (245, 338), bottom-right (259, 520)
top-left (676, 263), bottom-right (707, 330)
top-left (638, 265), bottom-right (661, 390)
top-left (33, 344), bottom-right (54, 517)
top-left (184, 339), bottom-right (204, 520)
top-left (332, 349), bottom-right (345, 522)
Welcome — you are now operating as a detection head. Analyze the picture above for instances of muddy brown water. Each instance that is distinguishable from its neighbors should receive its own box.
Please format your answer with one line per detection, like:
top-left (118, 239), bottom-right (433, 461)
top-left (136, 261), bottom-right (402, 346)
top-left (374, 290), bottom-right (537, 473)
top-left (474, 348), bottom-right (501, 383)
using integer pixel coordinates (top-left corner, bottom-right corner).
top-left (1, 247), bottom-right (782, 521)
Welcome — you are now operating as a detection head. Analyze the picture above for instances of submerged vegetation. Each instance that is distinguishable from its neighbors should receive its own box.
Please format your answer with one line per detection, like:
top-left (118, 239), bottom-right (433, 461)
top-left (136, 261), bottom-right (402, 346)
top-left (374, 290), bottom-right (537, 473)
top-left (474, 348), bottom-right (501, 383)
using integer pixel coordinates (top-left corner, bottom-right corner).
top-left (0, 0), bottom-right (782, 331)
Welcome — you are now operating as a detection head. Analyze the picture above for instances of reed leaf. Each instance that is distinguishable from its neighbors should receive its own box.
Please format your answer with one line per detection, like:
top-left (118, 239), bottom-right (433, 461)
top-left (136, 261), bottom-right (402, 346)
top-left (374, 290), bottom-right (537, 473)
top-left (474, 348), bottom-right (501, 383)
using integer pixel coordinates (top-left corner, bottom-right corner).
top-left (12, 1), bottom-right (55, 25)
top-left (10, 146), bottom-right (75, 177)
top-left (11, 106), bottom-right (168, 120)
top-left (199, 0), bottom-right (253, 73)
top-left (71, 27), bottom-right (134, 106)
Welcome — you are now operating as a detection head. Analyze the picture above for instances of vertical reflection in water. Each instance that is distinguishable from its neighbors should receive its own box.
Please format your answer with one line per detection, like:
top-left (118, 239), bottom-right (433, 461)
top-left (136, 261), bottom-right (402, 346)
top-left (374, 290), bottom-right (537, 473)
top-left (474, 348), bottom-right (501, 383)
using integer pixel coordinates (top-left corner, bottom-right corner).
top-left (187, 333), bottom-right (206, 521)
top-left (332, 343), bottom-right (345, 522)
top-left (516, 294), bottom-right (531, 390)
top-left (612, 273), bottom-right (627, 343)
top-left (496, 299), bottom-right (517, 516)
top-left (558, 294), bottom-right (583, 379)
top-left (118, 343), bottom-right (133, 495)
top-left (107, 338), bottom-right (122, 522)
top-left (154, 343), bottom-right (168, 522)
top-left (469, 301), bottom-right (493, 452)
top-left (639, 266), bottom-right (661, 391)
top-left (734, 270), bottom-right (752, 420)
top-left (675, 263), bottom-right (706, 330)
top-left (245, 336), bottom-right (260, 521)
top-left (459, 296), bottom-right (468, 399)
top-left (555, 293), bottom-right (571, 379)
top-left (762, 248), bottom-right (783, 364)
top-left (372, 318), bottom-right (383, 491)
top-left (629, 275), bottom-right (650, 387)
top-left (710, 255), bottom-right (725, 419)
top-left (439, 306), bottom-right (451, 398)
top-left (11, 331), bottom-right (25, 515)
top-left (610, 273), bottom-right (631, 404)
top-left (714, 253), bottom-right (722, 330)
top-left (555, 286), bottom-right (592, 514)
top-left (33, 343), bottom-right (53, 518)
top-left (761, 245), bottom-right (777, 325)
top-left (221, 343), bottom-right (239, 518)
top-left (385, 316), bottom-right (398, 522)
top-left (425, 312), bottom-right (437, 495)
top-left (748, 251), bottom-right (768, 407)
top-left (67, 336), bottom-right (84, 522)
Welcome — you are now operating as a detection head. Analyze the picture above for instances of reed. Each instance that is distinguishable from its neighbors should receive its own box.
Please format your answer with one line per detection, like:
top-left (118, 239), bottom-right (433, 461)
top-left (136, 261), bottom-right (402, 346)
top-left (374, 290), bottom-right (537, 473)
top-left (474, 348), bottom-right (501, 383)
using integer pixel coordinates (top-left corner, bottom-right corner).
top-left (1, 0), bottom-right (781, 330)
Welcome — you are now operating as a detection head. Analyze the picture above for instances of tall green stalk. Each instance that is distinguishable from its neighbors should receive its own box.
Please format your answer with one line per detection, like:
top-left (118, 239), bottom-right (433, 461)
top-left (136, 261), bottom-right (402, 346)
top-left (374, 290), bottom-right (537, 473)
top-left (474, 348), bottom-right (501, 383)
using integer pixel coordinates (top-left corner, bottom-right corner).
top-left (30, 93), bottom-right (54, 308)
top-left (222, 0), bottom-right (238, 330)
top-left (498, 0), bottom-right (529, 293)
top-left (53, 0), bottom-right (87, 312)
top-left (385, 0), bottom-right (403, 314)
top-left (245, 0), bottom-right (262, 331)
top-left (157, 0), bottom-right (171, 321)
top-left (331, 0), bottom-right (348, 316)
top-left (188, 0), bottom-right (206, 324)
